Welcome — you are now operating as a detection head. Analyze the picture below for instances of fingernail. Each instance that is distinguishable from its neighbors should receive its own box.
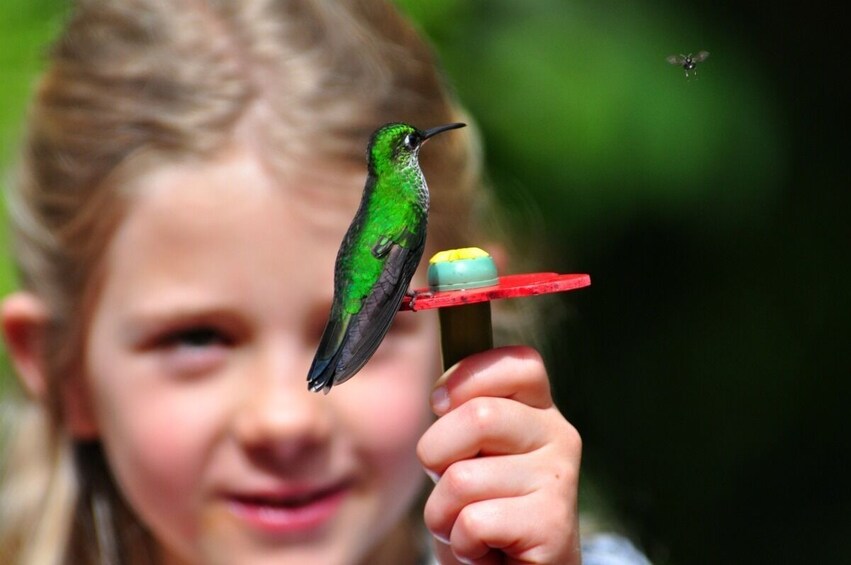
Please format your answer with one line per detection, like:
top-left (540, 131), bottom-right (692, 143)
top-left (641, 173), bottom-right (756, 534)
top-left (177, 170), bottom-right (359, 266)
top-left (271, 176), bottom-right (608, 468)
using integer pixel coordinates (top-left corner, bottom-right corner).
top-left (424, 468), bottom-right (441, 484)
top-left (431, 386), bottom-right (450, 414)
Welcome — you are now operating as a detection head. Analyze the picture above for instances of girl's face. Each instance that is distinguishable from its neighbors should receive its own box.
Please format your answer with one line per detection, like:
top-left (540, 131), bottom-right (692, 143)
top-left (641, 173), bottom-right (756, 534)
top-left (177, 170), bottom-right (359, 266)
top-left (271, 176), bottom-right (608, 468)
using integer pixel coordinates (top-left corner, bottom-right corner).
top-left (82, 145), bottom-right (439, 565)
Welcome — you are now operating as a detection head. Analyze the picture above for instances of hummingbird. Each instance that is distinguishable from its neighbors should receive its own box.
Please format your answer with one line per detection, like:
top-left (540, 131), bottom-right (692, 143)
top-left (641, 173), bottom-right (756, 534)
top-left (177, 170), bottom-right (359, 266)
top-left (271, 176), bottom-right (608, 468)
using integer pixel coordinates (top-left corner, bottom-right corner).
top-left (307, 121), bottom-right (466, 393)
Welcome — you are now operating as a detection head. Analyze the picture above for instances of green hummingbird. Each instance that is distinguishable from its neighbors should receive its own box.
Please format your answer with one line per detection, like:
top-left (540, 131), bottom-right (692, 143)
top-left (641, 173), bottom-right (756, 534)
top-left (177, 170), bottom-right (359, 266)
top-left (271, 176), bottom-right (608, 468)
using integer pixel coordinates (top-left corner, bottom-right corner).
top-left (308, 121), bottom-right (466, 393)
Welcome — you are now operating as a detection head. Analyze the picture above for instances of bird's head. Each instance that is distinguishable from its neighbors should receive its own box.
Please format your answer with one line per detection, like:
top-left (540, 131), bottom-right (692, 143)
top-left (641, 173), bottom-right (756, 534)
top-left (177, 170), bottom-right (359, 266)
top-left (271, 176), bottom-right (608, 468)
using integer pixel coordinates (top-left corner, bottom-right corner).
top-left (367, 122), bottom-right (465, 176)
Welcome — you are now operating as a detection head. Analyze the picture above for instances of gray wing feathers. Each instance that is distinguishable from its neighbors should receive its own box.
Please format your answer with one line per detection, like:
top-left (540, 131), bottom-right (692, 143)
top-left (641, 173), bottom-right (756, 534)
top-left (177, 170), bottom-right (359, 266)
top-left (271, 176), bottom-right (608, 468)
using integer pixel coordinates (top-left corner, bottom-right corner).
top-left (308, 237), bottom-right (423, 393)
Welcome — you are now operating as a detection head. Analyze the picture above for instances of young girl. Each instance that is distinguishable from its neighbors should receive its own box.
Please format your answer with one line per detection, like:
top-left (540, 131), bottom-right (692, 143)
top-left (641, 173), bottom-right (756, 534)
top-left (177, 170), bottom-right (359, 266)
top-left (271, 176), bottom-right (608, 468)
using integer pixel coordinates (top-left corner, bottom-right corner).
top-left (0, 1), bottom-right (649, 564)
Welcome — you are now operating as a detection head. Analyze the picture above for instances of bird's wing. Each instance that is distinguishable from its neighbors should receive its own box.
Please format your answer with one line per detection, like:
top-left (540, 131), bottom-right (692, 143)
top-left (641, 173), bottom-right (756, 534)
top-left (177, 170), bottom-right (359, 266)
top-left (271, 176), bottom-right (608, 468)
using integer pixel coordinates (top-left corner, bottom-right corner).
top-left (307, 228), bottom-right (425, 393)
top-left (307, 303), bottom-right (351, 392)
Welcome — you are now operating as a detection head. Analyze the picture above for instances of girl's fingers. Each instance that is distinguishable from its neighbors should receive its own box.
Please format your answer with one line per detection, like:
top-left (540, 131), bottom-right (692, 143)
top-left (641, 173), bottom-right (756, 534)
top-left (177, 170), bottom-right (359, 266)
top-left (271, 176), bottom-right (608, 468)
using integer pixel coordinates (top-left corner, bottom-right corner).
top-left (417, 397), bottom-right (552, 474)
top-left (424, 454), bottom-right (541, 544)
top-left (446, 494), bottom-right (580, 565)
top-left (431, 346), bottom-right (553, 416)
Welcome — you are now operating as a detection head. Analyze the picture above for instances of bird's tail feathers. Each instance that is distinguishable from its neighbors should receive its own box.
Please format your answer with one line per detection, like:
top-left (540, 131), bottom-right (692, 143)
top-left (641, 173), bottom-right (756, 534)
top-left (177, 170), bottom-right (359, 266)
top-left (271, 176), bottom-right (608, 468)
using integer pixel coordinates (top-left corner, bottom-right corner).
top-left (307, 313), bottom-right (349, 394)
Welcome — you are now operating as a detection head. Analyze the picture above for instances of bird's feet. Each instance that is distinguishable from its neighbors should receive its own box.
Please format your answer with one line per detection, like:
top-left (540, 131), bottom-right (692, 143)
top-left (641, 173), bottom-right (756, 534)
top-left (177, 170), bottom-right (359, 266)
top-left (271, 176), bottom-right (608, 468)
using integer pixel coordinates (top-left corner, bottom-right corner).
top-left (406, 289), bottom-right (432, 311)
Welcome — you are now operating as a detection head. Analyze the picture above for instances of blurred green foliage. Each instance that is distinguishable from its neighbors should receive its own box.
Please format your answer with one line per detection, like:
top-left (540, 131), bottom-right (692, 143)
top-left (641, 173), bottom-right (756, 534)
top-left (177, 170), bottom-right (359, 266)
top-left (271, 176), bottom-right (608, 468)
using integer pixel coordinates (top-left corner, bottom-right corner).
top-left (0, 0), bottom-right (66, 296)
top-left (1, 1), bottom-right (847, 564)
top-left (398, 0), bottom-right (784, 240)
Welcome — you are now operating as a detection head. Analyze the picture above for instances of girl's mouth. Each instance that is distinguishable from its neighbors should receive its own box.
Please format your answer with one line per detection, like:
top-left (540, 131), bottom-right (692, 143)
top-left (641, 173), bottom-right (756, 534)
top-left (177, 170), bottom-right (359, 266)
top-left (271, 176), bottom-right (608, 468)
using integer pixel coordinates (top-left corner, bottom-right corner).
top-left (227, 481), bottom-right (352, 535)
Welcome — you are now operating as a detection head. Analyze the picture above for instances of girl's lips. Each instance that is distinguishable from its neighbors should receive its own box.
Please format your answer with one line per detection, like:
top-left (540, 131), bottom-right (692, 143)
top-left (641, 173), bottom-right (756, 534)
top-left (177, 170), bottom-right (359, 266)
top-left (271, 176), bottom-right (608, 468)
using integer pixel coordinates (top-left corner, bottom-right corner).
top-left (227, 481), bottom-right (352, 535)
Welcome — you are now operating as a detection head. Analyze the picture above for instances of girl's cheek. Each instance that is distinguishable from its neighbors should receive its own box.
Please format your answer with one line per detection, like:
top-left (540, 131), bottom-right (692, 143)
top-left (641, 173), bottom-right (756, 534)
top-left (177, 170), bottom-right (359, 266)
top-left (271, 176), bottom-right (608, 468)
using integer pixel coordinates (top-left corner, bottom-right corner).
top-left (97, 374), bottom-right (212, 483)
top-left (93, 364), bottom-right (234, 547)
top-left (341, 331), bottom-right (439, 453)
top-left (86, 342), bottom-right (227, 481)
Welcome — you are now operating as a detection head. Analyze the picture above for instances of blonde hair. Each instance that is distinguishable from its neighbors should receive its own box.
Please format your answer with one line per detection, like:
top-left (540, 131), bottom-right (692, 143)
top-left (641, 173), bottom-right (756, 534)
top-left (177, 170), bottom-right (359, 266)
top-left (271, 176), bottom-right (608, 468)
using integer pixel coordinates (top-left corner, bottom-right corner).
top-left (1, 1), bottom-right (483, 563)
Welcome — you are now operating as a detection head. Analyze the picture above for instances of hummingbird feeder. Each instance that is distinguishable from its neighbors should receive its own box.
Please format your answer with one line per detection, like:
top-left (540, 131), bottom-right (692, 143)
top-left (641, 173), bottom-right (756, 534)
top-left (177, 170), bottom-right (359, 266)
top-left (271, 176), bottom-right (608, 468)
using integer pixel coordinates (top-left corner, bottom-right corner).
top-left (400, 247), bottom-right (591, 370)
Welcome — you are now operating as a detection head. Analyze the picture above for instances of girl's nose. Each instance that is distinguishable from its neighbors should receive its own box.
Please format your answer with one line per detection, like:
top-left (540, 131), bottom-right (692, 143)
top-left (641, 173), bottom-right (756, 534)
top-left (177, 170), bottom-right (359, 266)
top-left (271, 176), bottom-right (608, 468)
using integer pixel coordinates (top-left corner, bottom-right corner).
top-left (232, 345), bottom-right (334, 461)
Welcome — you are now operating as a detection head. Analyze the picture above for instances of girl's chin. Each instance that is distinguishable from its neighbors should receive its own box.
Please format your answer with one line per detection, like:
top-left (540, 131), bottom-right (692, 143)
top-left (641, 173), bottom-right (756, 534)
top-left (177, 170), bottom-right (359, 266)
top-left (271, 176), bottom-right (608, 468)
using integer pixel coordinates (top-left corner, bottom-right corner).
top-left (196, 523), bottom-right (350, 565)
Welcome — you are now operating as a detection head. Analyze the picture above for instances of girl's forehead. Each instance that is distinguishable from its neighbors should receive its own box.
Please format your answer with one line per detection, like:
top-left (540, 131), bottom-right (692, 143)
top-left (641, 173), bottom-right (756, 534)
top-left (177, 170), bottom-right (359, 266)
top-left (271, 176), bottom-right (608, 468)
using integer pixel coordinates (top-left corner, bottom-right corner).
top-left (99, 147), bottom-right (365, 317)
top-left (127, 144), bottom-right (366, 233)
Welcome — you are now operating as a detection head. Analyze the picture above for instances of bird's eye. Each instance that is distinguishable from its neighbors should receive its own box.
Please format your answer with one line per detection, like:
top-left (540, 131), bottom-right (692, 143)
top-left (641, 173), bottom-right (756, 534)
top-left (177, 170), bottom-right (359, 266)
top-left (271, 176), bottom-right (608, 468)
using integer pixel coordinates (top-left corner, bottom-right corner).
top-left (403, 133), bottom-right (418, 150)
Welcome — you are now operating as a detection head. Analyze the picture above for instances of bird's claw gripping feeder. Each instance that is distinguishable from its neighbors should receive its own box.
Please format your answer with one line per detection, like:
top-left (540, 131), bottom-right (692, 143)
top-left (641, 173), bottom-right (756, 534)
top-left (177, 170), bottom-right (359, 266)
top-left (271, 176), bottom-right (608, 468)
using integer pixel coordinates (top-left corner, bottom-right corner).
top-left (400, 247), bottom-right (591, 371)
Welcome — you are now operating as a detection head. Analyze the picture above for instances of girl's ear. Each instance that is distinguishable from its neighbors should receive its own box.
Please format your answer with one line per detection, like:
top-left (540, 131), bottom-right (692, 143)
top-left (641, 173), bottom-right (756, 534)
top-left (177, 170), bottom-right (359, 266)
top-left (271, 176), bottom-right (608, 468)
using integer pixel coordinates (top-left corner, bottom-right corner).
top-left (2, 292), bottom-right (51, 400)
top-left (1, 292), bottom-right (99, 438)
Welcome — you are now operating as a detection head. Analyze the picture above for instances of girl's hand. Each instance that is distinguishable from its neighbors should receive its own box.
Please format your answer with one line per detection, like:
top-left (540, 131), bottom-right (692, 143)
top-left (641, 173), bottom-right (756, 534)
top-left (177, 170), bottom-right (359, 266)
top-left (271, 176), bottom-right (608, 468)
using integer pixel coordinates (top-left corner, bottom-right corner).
top-left (417, 346), bottom-right (582, 565)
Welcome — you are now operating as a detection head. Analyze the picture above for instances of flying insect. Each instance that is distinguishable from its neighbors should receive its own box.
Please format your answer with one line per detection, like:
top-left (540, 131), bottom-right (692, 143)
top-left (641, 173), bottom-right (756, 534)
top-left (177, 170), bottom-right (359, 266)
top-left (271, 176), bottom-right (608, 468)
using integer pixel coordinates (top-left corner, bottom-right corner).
top-left (667, 50), bottom-right (710, 77)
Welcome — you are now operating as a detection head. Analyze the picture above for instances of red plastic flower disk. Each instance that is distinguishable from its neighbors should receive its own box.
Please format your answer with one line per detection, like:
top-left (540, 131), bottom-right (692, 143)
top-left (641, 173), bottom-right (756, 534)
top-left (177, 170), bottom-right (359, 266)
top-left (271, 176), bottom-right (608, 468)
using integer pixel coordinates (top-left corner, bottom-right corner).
top-left (400, 272), bottom-right (591, 312)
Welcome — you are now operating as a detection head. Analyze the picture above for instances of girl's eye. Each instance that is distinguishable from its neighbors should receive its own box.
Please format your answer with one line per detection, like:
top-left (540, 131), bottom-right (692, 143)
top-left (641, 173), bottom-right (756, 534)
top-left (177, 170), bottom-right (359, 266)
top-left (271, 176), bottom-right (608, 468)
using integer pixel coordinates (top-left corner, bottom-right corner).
top-left (168, 326), bottom-right (230, 348)
top-left (152, 325), bottom-right (234, 376)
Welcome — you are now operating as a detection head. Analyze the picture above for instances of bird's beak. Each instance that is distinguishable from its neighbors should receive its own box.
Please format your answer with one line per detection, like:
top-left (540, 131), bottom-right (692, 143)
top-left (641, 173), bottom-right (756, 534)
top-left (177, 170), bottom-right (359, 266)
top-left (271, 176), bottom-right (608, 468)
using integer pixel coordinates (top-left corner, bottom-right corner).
top-left (421, 122), bottom-right (466, 141)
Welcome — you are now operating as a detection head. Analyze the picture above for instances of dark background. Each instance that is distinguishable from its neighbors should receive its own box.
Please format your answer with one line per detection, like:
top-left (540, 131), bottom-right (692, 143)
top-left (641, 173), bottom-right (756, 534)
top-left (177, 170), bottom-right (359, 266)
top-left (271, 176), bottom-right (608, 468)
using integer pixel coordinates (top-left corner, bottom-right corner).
top-left (2, 1), bottom-right (847, 563)
top-left (401, 1), bottom-right (848, 563)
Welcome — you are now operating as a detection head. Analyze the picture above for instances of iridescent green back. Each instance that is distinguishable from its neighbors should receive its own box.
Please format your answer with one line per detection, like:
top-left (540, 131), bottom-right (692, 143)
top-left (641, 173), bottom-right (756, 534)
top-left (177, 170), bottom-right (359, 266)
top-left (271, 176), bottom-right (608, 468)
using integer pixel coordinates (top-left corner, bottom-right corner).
top-left (337, 123), bottom-right (428, 314)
